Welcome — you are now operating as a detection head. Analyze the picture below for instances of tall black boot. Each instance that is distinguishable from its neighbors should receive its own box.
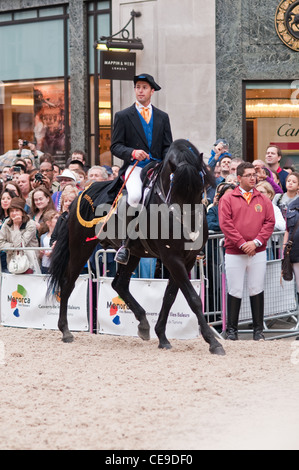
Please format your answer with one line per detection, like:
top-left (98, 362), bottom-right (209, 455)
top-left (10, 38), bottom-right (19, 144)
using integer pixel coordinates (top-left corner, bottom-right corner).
top-left (250, 292), bottom-right (265, 341)
top-left (114, 239), bottom-right (130, 265)
top-left (226, 294), bottom-right (242, 340)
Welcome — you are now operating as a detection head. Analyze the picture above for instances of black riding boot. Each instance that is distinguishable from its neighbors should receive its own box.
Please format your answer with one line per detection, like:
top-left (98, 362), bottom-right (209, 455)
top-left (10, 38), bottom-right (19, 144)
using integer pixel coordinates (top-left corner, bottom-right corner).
top-left (250, 292), bottom-right (265, 341)
top-left (226, 294), bottom-right (242, 340)
top-left (114, 239), bottom-right (130, 265)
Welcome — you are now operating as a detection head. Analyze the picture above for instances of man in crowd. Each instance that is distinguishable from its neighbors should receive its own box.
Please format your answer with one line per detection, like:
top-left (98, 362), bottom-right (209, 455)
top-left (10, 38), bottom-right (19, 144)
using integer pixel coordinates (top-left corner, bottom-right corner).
top-left (264, 144), bottom-right (288, 192)
top-left (219, 162), bottom-right (275, 341)
top-left (18, 173), bottom-right (32, 207)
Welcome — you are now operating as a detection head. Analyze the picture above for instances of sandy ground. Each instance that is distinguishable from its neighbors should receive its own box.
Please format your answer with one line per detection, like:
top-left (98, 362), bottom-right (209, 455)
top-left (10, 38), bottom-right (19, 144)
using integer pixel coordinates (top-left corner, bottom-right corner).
top-left (0, 325), bottom-right (299, 451)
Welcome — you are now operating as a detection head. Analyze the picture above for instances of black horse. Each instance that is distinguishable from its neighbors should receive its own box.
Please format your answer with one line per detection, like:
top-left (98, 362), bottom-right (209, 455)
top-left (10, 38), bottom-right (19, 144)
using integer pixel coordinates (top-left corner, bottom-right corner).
top-left (48, 139), bottom-right (225, 356)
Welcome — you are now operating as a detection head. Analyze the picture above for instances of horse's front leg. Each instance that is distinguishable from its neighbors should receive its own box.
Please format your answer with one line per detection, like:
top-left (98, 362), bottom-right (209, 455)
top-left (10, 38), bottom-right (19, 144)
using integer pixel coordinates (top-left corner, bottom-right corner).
top-left (164, 258), bottom-right (225, 356)
top-left (155, 278), bottom-right (179, 349)
top-left (112, 256), bottom-right (150, 340)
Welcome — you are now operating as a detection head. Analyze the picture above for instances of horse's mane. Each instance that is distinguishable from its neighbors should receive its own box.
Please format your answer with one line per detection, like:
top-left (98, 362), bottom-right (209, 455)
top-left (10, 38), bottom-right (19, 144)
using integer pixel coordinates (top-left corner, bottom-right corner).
top-left (163, 139), bottom-right (215, 204)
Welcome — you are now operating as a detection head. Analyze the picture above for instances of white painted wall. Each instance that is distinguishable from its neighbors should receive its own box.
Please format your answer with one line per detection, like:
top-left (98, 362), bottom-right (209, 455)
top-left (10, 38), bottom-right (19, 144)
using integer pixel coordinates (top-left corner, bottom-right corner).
top-left (111, 0), bottom-right (216, 161)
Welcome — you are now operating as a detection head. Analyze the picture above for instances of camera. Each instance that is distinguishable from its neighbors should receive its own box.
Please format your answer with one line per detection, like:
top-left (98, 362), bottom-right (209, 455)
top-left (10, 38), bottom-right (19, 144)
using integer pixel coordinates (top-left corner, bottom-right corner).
top-left (6, 175), bottom-right (13, 181)
top-left (13, 166), bottom-right (21, 173)
top-left (35, 173), bottom-right (44, 183)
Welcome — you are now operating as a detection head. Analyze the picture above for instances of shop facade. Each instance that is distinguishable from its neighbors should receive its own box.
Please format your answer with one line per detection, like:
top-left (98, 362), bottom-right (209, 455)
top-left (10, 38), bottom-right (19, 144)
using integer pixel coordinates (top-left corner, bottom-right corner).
top-left (1, 0), bottom-right (299, 168)
top-left (216, 0), bottom-right (299, 168)
top-left (0, 0), bottom-right (216, 167)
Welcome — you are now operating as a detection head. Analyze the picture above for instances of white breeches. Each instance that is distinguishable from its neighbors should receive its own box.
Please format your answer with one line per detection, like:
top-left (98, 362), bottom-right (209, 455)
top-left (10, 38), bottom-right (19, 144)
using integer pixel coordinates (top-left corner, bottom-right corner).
top-left (125, 165), bottom-right (143, 207)
top-left (225, 251), bottom-right (267, 298)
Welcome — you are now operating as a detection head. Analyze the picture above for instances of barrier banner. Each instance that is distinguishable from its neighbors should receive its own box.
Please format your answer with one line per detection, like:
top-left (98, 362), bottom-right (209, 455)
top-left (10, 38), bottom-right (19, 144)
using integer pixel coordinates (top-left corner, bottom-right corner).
top-left (0, 274), bottom-right (89, 331)
top-left (97, 278), bottom-right (201, 339)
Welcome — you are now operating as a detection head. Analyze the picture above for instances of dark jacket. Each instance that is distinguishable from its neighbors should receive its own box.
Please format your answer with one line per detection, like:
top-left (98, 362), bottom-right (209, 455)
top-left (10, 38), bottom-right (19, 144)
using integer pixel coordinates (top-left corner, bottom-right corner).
top-left (286, 197), bottom-right (299, 263)
top-left (277, 167), bottom-right (289, 192)
top-left (110, 104), bottom-right (173, 176)
top-left (207, 205), bottom-right (221, 232)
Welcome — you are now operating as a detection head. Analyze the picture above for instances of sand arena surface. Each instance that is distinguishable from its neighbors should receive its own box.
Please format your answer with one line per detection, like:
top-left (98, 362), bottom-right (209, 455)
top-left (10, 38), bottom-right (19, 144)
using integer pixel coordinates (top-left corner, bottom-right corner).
top-left (0, 326), bottom-right (299, 450)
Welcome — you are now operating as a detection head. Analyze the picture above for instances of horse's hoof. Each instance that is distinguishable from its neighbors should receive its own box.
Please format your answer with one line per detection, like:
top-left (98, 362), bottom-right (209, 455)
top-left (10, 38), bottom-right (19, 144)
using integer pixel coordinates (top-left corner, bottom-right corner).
top-left (62, 333), bottom-right (74, 343)
top-left (158, 342), bottom-right (172, 350)
top-left (210, 345), bottom-right (226, 356)
top-left (138, 327), bottom-right (150, 341)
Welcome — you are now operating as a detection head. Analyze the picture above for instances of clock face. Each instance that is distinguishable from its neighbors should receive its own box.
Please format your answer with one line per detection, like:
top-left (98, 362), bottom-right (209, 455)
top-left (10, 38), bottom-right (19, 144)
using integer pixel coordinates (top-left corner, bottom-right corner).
top-left (275, 0), bottom-right (299, 51)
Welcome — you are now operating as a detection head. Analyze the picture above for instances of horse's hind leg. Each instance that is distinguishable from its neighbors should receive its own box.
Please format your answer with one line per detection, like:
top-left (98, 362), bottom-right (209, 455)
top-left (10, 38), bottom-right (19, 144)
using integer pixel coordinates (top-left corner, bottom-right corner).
top-left (58, 278), bottom-right (75, 343)
top-left (112, 256), bottom-right (150, 340)
top-left (58, 241), bottom-right (98, 342)
top-left (155, 278), bottom-right (179, 349)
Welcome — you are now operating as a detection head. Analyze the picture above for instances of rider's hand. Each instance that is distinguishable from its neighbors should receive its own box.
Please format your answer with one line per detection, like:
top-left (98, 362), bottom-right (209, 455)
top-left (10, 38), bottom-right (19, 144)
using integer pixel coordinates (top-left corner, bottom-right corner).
top-left (132, 149), bottom-right (150, 161)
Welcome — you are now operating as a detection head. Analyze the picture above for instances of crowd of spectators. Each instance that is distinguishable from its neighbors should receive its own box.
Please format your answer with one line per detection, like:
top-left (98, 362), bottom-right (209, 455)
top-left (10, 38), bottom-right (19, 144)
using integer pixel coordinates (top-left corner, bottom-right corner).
top-left (0, 140), bottom-right (120, 275)
top-left (1, 138), bottom-right (297, 283)
top-left (206, 139), bottom-right (297, 237)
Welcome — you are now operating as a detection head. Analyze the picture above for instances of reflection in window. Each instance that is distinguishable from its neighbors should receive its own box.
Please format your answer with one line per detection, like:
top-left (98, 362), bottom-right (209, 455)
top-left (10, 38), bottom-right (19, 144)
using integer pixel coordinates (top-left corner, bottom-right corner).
top-left (246, 82), bottom-right (299, 169)
top-left (0, 80), bottom-right (68, 162)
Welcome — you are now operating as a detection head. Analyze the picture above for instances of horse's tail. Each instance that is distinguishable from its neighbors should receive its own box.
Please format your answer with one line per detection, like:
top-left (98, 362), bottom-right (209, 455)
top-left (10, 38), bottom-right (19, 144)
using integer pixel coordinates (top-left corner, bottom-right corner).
top-left (47, 214), bottom-right (70, 297)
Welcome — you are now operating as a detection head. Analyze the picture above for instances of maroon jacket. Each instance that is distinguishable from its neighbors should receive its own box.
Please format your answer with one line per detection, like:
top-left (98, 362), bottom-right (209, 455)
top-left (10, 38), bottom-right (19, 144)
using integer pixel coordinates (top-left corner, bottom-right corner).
top-left (218, 187), bottom-right (275, 255)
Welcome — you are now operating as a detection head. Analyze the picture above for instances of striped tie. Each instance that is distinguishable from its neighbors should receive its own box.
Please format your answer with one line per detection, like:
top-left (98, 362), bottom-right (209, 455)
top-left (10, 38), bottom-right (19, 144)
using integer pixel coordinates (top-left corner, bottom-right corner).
top-left (243, 192), bottom-right (252, 204)
top-left (140, 107), bottom-right (150, 123)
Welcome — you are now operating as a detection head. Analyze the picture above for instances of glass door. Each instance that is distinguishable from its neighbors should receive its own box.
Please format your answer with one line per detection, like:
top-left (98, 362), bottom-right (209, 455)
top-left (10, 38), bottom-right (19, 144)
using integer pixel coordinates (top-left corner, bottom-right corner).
top-left (245, 81), bottom-right (299, 169)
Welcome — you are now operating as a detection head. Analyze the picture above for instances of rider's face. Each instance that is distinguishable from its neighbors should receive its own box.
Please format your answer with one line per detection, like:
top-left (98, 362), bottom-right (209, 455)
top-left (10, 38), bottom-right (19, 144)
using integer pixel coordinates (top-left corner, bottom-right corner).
top-left (135, 81), bottom-right (154, 107)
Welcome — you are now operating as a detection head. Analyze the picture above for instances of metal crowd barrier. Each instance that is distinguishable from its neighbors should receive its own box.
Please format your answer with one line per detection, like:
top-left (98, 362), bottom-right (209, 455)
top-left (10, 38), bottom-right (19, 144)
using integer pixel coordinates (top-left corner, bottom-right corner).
top-left (94, 232), bottom-right (299, 340)
top-left (217, 232), bottom-right (299, 340)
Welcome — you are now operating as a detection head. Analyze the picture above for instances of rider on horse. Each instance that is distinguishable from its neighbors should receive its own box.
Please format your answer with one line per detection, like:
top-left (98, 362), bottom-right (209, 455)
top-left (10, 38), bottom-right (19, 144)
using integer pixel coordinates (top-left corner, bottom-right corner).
top-left (110, 73), bottom-right (173, 264)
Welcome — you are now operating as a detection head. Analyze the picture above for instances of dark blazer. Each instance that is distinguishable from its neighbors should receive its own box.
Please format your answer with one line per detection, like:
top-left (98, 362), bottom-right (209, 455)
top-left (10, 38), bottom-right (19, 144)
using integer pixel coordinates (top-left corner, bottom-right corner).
top-left (110, 103), bottom-right (173, 175)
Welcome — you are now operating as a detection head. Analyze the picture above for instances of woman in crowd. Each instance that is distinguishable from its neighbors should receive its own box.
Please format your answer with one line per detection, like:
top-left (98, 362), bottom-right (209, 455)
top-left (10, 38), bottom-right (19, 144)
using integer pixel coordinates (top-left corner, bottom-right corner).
top-left (0, 188), bottom-right (18, 272)
top-left (284, 196), bottom-right (299, 341)
top-left (4, 180), bottom-right (22, 198)
top-left (207, 183), bottom-right (237, 232)
top-left (273, 172), bottom-right (299, 220)
top-left (256, 180), bottom-right (286, 260)
top-left (30, 185), bottom-right (55, 232)
top-left (38, 209), bottom-right (59, 274)
top-left (0, 188), bottom-right (18, 226)
top-left (0, 197), bottom-right (40, 274)
top-left (50, 185), bottom-right (79, 247)
top-left (255, 181), bottom-right (286, 232)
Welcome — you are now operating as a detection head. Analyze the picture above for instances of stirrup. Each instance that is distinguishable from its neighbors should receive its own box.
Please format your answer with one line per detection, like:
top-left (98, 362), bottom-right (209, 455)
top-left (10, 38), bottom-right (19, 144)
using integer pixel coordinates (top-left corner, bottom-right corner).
top-left (114, 246), bottom-right (130, 265)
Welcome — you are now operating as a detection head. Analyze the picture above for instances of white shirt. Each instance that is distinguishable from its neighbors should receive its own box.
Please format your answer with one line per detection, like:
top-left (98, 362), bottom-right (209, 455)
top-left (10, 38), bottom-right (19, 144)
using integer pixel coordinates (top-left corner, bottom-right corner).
top-left (135, 101), bottom-right (152, 120)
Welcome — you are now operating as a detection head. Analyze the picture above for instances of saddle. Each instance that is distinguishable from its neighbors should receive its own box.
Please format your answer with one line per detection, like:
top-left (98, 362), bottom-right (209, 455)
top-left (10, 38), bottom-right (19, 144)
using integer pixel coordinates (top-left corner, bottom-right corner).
top-left (140, 161), bottom-right (163, 208)
top-left (76, 162), bottom-right (162, 259)
top-left (76, 177), bottom-right (124, 228)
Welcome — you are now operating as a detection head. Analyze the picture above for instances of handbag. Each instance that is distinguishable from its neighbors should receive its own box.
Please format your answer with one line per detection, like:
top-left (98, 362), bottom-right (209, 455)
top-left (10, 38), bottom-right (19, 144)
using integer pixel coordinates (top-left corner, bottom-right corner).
top-left (8, 250), bottom-right (30, 274)
top-left (281, 217), bottom-right (299, 281)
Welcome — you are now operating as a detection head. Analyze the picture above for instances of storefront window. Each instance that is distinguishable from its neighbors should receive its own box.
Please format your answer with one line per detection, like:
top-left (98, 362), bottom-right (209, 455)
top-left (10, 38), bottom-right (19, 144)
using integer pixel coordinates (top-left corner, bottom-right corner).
top-left (88, 1), bottom-right (111, 166)
top-left (0, 6), bottom-right (69, 161)
top-left (246, 81), bottom-right (299, 169)
top-left (0, 80), bottom-right (68, 161)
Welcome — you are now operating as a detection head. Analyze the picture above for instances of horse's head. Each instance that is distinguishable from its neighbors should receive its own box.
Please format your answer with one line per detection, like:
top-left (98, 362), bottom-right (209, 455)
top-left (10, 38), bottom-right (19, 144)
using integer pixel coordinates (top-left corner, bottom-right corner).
top-left (162, 139), bottom-right (215, 205)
